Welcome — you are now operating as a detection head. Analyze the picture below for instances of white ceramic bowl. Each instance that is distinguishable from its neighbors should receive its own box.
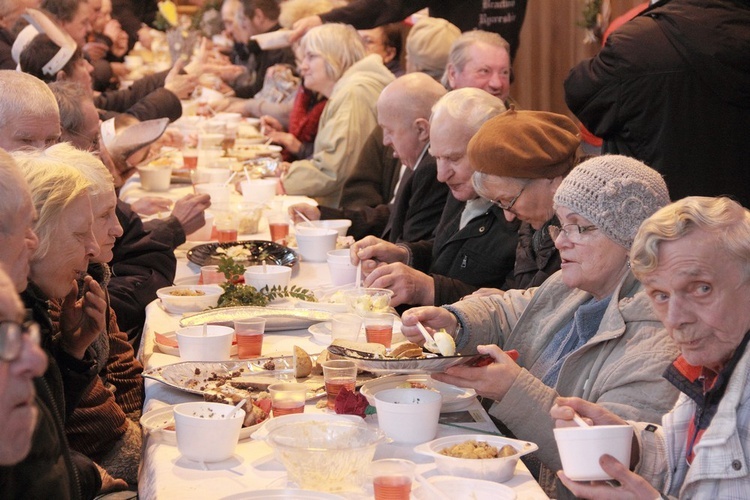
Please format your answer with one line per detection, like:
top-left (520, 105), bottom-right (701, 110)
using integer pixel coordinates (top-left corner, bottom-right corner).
top-left (374, 388), bottom-right (442, 444)
top-left (266, 420), bottom-right (385, 493)
top-left (174, 402), bottom-right (245, 462)
top-left (138, 165), bottom-right (172, 192)
top-left (311, 219), bottom-right (352, 237)
top-left (413, 434), bottom-right (538, 483)
top-left (553, 425), bottom-right (633, 481)
top-left (241, 178), bottom-right (278, 204)
top-left (156, 285), bottom-right (223, 313)
top-left (176, 325), bottom-right (234, 361)
top-left (243, 265), bottom-right (292, 291)
top-left (294, 227), bottom-right (338, 263)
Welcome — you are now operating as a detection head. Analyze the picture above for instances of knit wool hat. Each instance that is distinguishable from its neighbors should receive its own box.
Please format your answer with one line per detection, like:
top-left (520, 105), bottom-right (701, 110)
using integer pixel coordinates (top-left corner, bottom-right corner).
top-left (467, 107), bottom-right (580, 179)
top-left (553, 155), bottom-right (670, 249)
top-left (406, 18), bottom-right (461, 74)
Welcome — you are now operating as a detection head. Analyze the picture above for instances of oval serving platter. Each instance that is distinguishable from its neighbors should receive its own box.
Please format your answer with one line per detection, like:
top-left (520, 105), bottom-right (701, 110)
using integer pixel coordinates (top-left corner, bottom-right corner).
top-left (179, 306), bottom-right (332, 331)
top-left (186, 240), bottom-right (298, 267)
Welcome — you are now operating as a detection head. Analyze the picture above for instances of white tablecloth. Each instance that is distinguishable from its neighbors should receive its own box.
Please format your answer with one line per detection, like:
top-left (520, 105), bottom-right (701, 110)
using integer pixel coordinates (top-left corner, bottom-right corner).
top-left (135, 189), bottom-right (549, 499)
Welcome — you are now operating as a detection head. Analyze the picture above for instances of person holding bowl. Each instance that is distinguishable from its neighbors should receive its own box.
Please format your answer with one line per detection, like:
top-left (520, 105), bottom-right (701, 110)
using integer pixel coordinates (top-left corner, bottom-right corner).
top-left (401, 155), bottom-right (680, 496)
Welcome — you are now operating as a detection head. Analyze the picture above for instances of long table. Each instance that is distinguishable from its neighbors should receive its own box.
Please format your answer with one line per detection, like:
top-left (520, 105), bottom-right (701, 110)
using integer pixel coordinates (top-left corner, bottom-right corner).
top-left (129, 181), bottom-right (548, 499)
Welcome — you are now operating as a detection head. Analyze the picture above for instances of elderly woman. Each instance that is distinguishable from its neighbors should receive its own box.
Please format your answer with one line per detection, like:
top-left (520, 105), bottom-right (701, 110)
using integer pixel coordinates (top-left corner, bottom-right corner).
top-left (278, 23), bottom-right (394, 207)
top-left (12, 151), bottom-right (108, 497)
top-left (39, 144), bottom-right (143, 487)
top-left (468, 108), bottom-right (580, 291)
top-left (402, 155), bottom-right (681, 497)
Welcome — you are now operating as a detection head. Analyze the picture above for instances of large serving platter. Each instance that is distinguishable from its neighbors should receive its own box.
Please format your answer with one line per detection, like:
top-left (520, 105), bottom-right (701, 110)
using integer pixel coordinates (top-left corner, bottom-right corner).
top-left (179, 306), bottom-right (332, 331)
top-left (186, 240), bottom-right (298, 267)
top-left (142, 358), bottom-right (326, 400)
top-left (327, 344), bottom-right (487, 374)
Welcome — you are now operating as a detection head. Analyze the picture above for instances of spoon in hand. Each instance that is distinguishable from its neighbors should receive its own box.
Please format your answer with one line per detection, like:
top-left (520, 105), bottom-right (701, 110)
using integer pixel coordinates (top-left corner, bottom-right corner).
top-left (415, 321), bottom-right (440, 353)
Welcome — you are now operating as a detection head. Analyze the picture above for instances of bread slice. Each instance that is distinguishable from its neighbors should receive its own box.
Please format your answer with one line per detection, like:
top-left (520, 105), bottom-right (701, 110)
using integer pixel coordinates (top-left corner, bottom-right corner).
top-left (294, 345), bottom-right (313, 378)
top-left (390, 342), bottom-right (424, 359)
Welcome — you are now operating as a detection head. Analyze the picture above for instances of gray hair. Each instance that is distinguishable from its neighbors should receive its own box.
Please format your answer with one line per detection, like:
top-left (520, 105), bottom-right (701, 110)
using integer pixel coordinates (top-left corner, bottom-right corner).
top-left (48, 81), bottom-right (89, 139)
top-left (430, 87), bottom-right (507, 136)
top-left (0, 70), bottom-right (59, 128)
top-left (12, 147), bottom-right (92, 259)
top-left (441, 30), bottom-right (511, 88)
top-left (631, 196), bottom-right (750, 281)
top-left (0, 149), bottom-right (31, 234)
top-left (300, 24), bottom-right (366, 82)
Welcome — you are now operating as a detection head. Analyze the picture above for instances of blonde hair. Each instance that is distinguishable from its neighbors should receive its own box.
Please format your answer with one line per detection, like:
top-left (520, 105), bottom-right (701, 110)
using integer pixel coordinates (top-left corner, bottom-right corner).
top-left (300, 24), bottom-right (366, 82)
top-left (39, 143), bottom-right (114, 196)
top-left (631, 196), bottom-right (750, 280)
top-left (12, 148), bottom-right (92, 259)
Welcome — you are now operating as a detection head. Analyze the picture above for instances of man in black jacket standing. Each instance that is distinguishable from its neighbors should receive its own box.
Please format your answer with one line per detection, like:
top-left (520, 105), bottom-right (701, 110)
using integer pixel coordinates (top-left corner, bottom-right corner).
top-left (565, 0), bottom-right (750, 206)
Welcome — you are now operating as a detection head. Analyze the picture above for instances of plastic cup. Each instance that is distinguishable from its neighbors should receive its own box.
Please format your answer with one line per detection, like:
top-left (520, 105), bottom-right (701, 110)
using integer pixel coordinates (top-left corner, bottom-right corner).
top-left (182, 148), bottom-right (198, 169)
top-left (213, 210), bottom-right (240, 243)
top-left (330, 313), bottom-right (362, 342)
top-left (194, 183), bottom-right (232, 205)
top-left (200, 265), bottom-right (226, 284)
top-left (186, 212), bottom-right (215, 241)
top-left (267, 382), bottom-right (307, 417)
top-left (322, 360), bottom-right (357, 410)
top-left (327, 259), bottom-right (357, 286)
top-left (198, 132), bottom-right (224, 149)
top-left (176, 325), bottom-right (234, 361)
top-left (267, 211), bottom-right (289, 242)
top-left (234, 318), bottom-right (266, 359)
top-left (197, 147), bottom-right (223, 168)
top-left (371, 459), bottom-right (416, 500)
top-left (326, 249), bottom-right (352, 263)
top-left (363, 313), bottom-right (395, 349)
top-left (553, 425), bottom-right (634, 481)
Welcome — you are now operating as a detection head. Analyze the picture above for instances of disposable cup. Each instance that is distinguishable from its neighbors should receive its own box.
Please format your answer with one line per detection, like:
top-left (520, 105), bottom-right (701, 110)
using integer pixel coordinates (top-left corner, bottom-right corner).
top-left (330, 313), bottom-right (362, 342)
top-left (322, 360), bottom-right (357, 410)
top-left (554, 425), bottom-right (634, 481)
top-left (370, 459), bottom-right (416, 500)
top-left (268, 382), bottom-right (307, 417)
top-left (364, 313), bottom-right (395, 348)
top-left (295, 227), bottom-right (338, 263)
top-left (138, 165), bottom-right (171, 192)
top-left (374, 389), bottom-right (442, 444)
top-left (240, 178), bottom-right (278, 204)
top-left (234, 318), bottom-right (265, 359)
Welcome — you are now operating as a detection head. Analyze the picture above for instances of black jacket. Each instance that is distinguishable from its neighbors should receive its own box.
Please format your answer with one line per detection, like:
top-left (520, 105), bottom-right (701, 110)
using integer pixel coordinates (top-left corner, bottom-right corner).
top-left (320, 0), bottom-right (528, 60)
top-left (95, 70), bottom-right (182, 122)
top-left (232, 25), bottom-right (297, 99)
top-left (320, 151), bottom-right (448, 243)
top-left (0, 283), bottom-right (101, 499)
top-left (406, 196), bottom-right (519, 306)
top-left (109, 201), bottom-right (178, 347)
top-left (502, 219), bottom-right (560, 291)
top-left (565, 0), bottom-right (750, 206)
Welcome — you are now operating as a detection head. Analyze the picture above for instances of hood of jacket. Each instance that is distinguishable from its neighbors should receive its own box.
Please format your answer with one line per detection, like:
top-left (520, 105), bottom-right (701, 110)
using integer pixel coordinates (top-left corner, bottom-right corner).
top-left (645, 0), bottom-right (750, 106)
top-left (331, 53), bottom-right (395, 99)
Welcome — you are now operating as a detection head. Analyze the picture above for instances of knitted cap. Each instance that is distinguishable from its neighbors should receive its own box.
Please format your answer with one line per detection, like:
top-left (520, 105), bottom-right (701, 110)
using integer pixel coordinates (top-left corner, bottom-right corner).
top-left (406, 18), bottom-right (460, 74)
top-left (467, 108), bottom-right (580, 179)
top-left (553, 155), bottom-right (670, 249)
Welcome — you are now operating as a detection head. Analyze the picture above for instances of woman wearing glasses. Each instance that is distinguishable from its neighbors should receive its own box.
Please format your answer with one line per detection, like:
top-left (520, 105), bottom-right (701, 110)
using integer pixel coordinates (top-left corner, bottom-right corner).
top-left (402, 155), bottom-right (681, 497)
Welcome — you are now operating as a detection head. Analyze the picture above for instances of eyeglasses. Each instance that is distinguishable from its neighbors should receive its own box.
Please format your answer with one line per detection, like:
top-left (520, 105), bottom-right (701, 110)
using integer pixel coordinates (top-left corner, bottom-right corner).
top-left (490, 186), bottom-right (525, 212)
top-left (548, 224), bottom-right (599, 242)
top-left (0, 321), bottom-right (41, 362)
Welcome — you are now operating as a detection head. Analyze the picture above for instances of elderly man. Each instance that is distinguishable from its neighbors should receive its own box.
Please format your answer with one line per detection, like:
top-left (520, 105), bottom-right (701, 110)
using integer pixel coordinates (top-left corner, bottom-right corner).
top-left (443, 30), bottom-right (512, 103)
top-left (352, 88), bottom-right (519, 307)
top-left (290, 73), bottom-right (449, 243)
top-left (0, 152), bottom-right (47, 468)
top-left (0, 70), bottom-right (61, 150)
top-left (553, 196), bottom-right (750, 498)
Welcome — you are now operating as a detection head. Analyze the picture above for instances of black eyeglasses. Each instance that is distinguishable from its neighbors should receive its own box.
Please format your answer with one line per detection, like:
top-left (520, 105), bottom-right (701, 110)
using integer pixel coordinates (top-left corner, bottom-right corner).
top-left (0, 321), bottom-right (41, 362)
top-left (548, 224), bottom-right (599, 242)
top-left (490, 186), bottom-right (525, 212)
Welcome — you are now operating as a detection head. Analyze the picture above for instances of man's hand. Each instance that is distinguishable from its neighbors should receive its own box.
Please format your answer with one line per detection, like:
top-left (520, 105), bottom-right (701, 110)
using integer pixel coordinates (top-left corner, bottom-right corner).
top-left (362, 263), bottom-right (434, 306)
top-left (59, 276), bottom-right (107, 360)
top-left (130, 196), bottom-right (172, 216)
top-left (557, 455), bottom-right (660, 500)
top-left (96, 463), bottom-right (128, 494)
top-left (350, 236), bottom-right (409, 272)
top-left (83, 42), bottom-right (109, 62)
top-left (433, 345), bottom-right (521, 401)
top-left (171, 193), bottom-right (211, 235)
top-left (550, 396), bottom-right (628, 428)
top-left (288, 203), bottom-right (320, 223)
top-left (289, 15), bottom-right (323, 43)
top-left (164, 58), bottom-right (199, 99)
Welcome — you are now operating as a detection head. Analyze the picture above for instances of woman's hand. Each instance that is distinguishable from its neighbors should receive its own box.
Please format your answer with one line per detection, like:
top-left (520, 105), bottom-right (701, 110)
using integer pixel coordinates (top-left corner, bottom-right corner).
top-left (266, 130), bottom-right (301, 154)
top-left (433, 345), bottom-right (521, 401)
top-left (557, 455), bottom-right (659, 500)
top-left (59, 276), bottom-right (107, 360)
top-left (400, 307), bottom-right (459, 344)
top-left (260, 115), bottom-right (285, 133)
top-left (288, 203), bottom-right (320, 223)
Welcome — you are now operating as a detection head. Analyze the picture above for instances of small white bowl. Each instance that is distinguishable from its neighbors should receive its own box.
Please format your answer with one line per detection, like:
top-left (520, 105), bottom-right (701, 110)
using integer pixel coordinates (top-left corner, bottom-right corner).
top-left (174, 402), bottom-right (245, 462)
top-left (156, 285), bottom-right (223, 313)
top-left (294, 227), bottom-right (338, 263)
top-left (243, 265), bottom-right (291, 291)
top-left (138, 165), bottom-right (172, 192)
top-left (554, 425), bottom-right (633, 481)
top-left (311, 219), bottom-right (352, 237)
top-left (414, 434), bottom-right (538, 483)
top-left (326, 249), bottom-right (351, 263)
top-left (176, 325), bottom-right (234, 361)
top-left (374, 388), bottom-right (442, 444)
top-left (241, 178), bottom-right (277, 204)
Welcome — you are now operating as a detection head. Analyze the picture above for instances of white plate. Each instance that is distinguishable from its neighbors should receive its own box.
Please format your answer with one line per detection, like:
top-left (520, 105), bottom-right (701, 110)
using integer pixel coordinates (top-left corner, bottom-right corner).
top-left (359, 374), bottom-right (476, 412)
top-left (179, 306), bottom-right (332, 331)
top-left (413, 476), bottom-right (516, 500)
top-left (296, 300), bottom-right (348, 314)
top-left (307, 320), bottom-right (407, 347)
top-left (154, 330), bottom-right (239, 357)
top-left (140, 405), bottom-right (261, 444)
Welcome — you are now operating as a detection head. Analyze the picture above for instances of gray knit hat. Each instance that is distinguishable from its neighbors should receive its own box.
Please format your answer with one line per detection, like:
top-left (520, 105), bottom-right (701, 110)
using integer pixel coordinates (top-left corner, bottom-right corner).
top-left (553, 155), bottom-right (670, 249)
